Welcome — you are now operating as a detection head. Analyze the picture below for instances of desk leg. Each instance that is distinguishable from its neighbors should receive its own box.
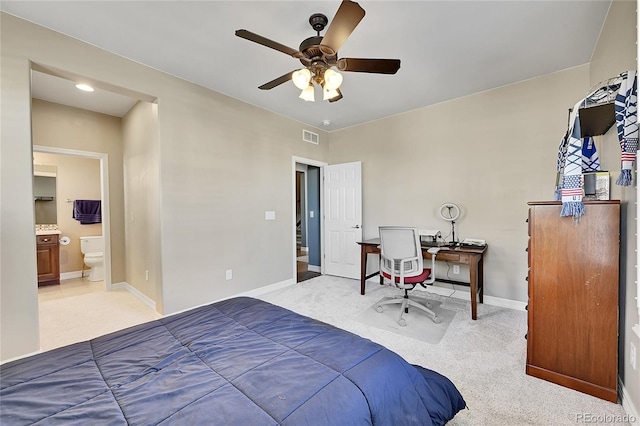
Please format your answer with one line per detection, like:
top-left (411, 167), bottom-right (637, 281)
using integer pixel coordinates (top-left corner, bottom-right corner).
top-left (469, 255), bottom-right (479, 320)
top-left (478, 256), bottom-right (484, 304)
top-left (360, 247), bottom-right (367, 295)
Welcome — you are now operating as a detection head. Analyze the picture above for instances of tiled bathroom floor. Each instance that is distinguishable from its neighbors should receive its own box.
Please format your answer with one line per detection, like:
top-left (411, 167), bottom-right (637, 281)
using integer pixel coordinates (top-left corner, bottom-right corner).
top-left (38, 277), bottom-right (105, 302)
top-left (37, 277), bottom-right (160, 352)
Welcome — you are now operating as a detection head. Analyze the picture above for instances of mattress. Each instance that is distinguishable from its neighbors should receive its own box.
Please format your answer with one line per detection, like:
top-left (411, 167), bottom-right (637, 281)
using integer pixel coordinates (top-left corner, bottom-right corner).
top-left (1, 297), bottom-right (465, 425)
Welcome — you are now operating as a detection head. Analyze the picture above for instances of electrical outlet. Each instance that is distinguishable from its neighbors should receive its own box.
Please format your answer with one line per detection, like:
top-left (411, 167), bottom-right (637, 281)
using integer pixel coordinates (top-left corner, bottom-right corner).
top-left (225, 269), bottom-right (233, 280)
top-left (145, 270), bottom-right (149, 281)
top-left (631, 342), bottom-right (637, 370)
top-left (453, 265), bottom-right (460, 274)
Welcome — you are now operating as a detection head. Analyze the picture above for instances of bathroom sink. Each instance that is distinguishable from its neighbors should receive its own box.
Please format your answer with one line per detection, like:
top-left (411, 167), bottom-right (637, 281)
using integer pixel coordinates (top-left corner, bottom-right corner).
top-left (36, 230), bottom-right (61, 235)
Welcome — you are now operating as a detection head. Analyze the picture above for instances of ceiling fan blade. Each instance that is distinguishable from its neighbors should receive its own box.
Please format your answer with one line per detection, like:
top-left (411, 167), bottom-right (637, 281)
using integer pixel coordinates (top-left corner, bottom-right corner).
top-left (258, 71), bottom-right (296, 90)
top-left (319, 1), bottom-right (365, 55)
top-left (328, 88), bottom-right (343, 103)
top-left (236, 29), bottom-right (305, 60)
top-left (337, 58), bottom-right (401, 74)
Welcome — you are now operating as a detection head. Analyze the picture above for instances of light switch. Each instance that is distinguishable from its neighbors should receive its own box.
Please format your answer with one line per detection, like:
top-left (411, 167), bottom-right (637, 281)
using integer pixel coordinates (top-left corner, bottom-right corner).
top-left (265, 211), bottom-right (276, 220)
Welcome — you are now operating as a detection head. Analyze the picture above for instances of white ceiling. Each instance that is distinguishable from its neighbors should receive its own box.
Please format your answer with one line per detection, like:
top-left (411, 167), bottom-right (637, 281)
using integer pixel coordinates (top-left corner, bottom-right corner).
top-left (3, 1), bottom-right (612, 131)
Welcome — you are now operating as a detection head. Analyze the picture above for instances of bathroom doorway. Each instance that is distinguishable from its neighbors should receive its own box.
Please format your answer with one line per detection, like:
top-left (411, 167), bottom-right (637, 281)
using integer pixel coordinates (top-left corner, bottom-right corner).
top-left (32, 146), bottom-right (112, 289)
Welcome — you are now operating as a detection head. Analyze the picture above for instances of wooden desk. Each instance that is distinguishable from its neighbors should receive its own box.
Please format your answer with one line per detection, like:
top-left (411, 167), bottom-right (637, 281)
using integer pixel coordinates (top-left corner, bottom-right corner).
top-left (357, 239), bottom-right (487, 320)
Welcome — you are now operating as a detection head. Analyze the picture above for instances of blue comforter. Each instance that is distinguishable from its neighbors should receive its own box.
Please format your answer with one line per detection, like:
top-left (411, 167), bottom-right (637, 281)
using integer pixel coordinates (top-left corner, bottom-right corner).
top-left (1, 297), bottom-right (465, 425)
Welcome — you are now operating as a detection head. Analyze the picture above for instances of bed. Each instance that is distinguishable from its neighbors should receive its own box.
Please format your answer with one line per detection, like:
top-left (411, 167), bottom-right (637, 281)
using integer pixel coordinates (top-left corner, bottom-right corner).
top-left (1, 297), bottom-right (465, 425)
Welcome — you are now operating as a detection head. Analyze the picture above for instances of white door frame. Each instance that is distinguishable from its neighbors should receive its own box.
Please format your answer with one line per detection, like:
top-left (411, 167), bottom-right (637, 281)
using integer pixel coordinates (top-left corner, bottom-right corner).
top-left (33, 145), bottom-right (113, 290)
top-left (292, 156), bottom-right (328, 280)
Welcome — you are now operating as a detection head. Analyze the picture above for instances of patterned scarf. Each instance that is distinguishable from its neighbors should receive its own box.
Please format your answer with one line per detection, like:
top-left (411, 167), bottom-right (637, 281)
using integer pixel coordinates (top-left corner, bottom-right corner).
top-left (554, 132), bottom-right (569, 201)
top-left (615, 70), bottom-right (638, 186)
top-left (582, 137), bottom-right (600, 172)
top-left (560, 101), bottom-right (587, 217)
top-left (555, 134), bottom-right (601, 202)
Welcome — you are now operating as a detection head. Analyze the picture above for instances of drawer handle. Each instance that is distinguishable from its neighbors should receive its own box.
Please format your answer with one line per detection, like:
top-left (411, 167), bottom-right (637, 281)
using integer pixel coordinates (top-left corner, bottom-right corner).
top-left (42, 238), bottom-right (50, 242)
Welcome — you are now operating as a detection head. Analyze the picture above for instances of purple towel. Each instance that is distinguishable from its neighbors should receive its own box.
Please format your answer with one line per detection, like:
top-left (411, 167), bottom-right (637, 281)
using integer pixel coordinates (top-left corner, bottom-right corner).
top-left (72, 200), bottom-right (101, 224)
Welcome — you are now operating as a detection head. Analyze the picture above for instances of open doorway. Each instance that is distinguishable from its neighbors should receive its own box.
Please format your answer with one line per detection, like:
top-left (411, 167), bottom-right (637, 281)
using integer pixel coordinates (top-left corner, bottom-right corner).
top-left (33, 146), bottom-right (112, 289)
top-left (293, 157), bottom-right (326, 283)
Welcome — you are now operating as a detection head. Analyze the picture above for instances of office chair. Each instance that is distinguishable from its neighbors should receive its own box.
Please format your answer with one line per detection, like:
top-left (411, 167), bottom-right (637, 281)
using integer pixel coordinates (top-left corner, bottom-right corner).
top-left (377, 226), bottom-right (441, 327)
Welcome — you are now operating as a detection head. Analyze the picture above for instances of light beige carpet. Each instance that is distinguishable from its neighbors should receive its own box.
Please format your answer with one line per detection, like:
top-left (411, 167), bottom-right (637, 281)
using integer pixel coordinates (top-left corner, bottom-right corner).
top-left (356, 296), bottom-right (456, 344)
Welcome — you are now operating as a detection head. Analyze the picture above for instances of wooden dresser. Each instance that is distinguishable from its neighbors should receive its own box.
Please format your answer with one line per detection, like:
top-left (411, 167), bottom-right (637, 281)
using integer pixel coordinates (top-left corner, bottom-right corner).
top-left (526, 200), bottom-right (620, 402)
top-left (36, 233), bottom-right (60, 286)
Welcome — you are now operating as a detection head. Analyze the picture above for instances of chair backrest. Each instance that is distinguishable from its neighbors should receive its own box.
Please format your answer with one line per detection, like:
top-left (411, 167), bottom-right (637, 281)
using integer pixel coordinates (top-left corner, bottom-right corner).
top-left (379, 227), bottom-right (424, 278)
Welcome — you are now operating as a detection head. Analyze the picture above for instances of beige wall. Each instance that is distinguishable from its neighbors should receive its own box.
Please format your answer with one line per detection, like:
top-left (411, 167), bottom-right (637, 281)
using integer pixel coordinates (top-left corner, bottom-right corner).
top-left (327, 0), bottom-right (638, 410)
top-left (122, 101), bottom-right (162, 308)
top-left (329, 65), bottom-right (591, 302)
top-left (33, 152), bottom-right (101, 273)
top-left (31, 99), bottom-right (126, 283)
top-left (589, 0), bottom-right (639, 412)
top-left (1, 12), bottom-right (329, 360)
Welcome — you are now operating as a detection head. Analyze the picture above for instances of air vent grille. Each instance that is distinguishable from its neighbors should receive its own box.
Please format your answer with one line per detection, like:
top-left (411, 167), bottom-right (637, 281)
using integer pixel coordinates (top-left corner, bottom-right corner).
top-left (302, 129), bottom-right (319, 145)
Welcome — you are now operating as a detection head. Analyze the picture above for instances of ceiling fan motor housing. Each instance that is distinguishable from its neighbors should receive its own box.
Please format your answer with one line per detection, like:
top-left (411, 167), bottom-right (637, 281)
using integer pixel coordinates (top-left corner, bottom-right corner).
top-left (299, 36), bottom-right (324, 61)
top-left (309, 13), bottom-right (328, 32)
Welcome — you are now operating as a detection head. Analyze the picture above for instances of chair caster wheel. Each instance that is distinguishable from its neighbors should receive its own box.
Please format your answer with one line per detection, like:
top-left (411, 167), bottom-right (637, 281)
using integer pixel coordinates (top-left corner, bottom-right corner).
top-left (376, 306), bottom-right (383, 313)
top-left (398, 318), bottom-right (406, 327)
top-left (433, 316), bottom-right (441, 324)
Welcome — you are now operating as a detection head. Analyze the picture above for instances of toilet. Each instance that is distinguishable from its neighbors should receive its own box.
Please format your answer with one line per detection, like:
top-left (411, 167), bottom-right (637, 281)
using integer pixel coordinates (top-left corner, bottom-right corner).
top-left (80, 236), bottom-right (104, 281)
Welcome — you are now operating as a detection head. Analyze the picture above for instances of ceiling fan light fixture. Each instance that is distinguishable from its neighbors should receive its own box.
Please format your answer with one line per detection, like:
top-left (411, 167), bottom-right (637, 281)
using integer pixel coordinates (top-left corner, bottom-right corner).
top-left (323, 87), bottom-right (340, 101)
top-left (292, 68), bottom-right (311, 90)
top-left (299, 84), bottom-right (315, 102)
top-left (323, 69), bottom-right (343, 91)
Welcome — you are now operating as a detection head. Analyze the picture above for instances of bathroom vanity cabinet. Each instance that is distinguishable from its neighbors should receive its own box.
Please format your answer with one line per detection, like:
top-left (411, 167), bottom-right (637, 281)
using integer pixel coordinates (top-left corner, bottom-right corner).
top-left (36, 234), bottom-right (60, 286)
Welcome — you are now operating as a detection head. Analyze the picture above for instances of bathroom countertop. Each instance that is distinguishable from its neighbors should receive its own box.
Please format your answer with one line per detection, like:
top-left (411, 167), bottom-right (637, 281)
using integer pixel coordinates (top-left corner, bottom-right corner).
top-left (36, 230), bottom-right (62, 235)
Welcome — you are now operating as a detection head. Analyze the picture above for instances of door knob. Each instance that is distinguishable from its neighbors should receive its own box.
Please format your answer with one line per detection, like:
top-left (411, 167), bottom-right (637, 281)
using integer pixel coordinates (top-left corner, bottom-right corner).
top-left (352, 225), bottom-right (361, 229)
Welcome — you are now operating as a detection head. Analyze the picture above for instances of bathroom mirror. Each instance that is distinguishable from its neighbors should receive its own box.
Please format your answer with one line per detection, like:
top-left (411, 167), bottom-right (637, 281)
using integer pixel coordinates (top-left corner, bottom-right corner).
top-left (34, 165), bottom-right (57, 224)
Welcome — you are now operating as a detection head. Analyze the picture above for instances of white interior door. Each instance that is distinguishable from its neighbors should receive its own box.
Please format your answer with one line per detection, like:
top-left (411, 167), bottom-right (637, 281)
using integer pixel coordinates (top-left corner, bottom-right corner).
top-left (323, 161), bottom-right (362, 279)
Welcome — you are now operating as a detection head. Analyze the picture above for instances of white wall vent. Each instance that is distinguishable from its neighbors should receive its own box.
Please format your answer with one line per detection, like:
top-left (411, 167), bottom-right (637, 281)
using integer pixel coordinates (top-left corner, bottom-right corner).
top-left (302, 129), bottom-right (319, 145)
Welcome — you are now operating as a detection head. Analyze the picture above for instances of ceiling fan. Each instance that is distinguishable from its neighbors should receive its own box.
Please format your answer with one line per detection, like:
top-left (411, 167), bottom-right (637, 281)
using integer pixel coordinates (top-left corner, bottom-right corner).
top-left (235, 0), bottom-right (401, 102)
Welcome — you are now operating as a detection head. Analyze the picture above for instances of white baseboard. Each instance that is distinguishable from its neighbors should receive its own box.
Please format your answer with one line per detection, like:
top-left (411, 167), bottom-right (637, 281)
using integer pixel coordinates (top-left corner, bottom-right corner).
top-left (0, 349), bottom-right (42, 366)
top-left (162, 278), bottom-right (297, 319)
top-left (60, 270), bottom-right (83, 280)
top-left (619, 377), bottom-right (640, 425)
top-left (111, 282), bottom-right (156, 311)
top-left (240, 278), bottom-right (297, 298)
top-left (483, 294), bottom-right (528, 311)
top-left (366, 278), bottom-right (528, 311)
top-left (307, 265), bottom-right (321, 273)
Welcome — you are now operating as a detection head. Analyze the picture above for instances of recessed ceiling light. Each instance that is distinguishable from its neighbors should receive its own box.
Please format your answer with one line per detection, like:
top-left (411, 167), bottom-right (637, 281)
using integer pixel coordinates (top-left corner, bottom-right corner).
top-left (75, 83), bottom-right (94, 92)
